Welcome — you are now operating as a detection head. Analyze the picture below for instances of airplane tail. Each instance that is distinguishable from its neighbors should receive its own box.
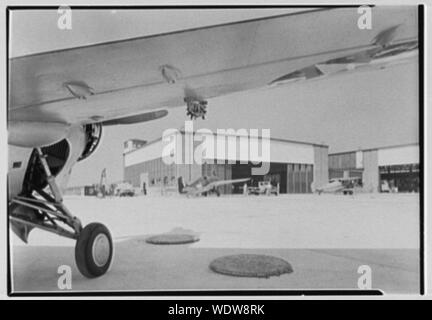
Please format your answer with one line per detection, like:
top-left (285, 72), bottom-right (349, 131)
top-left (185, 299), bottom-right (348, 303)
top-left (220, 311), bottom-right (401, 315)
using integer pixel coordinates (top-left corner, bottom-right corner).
top-left (310, 181), bottom-right (316, 193)
top-left (310, 181), bottom-right (322, 194)
top-left (372, 24), bottom-right (401, 48)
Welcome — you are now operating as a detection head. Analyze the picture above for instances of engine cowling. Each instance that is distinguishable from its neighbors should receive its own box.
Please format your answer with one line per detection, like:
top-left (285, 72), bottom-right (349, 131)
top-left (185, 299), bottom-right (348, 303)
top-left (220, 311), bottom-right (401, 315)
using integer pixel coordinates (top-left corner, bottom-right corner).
top-left (8, 123), bottom-right (101, 199)
top-left (8, 121), bottom-right (71, 148)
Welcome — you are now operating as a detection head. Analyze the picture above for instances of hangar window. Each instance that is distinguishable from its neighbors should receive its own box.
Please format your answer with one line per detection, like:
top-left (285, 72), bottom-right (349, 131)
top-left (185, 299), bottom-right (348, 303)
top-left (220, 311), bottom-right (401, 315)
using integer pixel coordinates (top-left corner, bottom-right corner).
top-left (379, 164), bottom-right (419, 193)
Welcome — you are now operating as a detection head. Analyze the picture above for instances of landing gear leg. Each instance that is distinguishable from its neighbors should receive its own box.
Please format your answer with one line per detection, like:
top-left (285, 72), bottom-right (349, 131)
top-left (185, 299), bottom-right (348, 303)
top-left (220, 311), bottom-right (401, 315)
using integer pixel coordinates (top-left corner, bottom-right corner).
top-left (9, 148), bottom-right (113, 278)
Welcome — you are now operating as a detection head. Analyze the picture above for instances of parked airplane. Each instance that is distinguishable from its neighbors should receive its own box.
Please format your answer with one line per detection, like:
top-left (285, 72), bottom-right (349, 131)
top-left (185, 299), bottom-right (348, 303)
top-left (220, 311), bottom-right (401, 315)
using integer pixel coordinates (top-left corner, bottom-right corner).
top-left (178, 176), bottom-right (250, 197)
top-left (313, 177), bottom-right (362, 195)
top-left (247, 181), bottom-right (280, 196)
top-left (8, 7), bottom-right (418, 278)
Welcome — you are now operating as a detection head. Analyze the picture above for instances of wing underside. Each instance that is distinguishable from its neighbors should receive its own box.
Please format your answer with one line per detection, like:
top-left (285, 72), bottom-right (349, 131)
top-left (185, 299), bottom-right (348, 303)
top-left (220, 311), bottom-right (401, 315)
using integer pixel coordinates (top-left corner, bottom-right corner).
top-left (9, 7), bottom-right (418, 125)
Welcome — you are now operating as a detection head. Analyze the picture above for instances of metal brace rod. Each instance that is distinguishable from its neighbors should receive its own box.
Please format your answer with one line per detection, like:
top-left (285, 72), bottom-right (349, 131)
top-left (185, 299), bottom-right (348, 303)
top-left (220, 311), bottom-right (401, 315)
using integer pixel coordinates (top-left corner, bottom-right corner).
top-left (11, 198), bottom-right (64, 219)
top-left (10, 216), bottom-right (77, 240)
top-left (15, 195), bottom-right (62, 208)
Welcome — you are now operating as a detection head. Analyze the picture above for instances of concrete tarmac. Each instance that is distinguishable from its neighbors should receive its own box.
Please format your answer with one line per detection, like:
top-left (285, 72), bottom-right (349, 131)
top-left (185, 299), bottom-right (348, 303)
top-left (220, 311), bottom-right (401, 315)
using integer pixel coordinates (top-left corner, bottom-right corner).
top-left (10, 193), bottom-right (420, 294)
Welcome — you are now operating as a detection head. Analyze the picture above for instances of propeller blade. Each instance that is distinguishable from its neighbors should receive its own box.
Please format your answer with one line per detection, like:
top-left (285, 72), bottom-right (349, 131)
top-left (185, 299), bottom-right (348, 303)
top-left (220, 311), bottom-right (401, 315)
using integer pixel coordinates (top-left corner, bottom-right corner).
top-left (101, 109), bottom-right (168, 126)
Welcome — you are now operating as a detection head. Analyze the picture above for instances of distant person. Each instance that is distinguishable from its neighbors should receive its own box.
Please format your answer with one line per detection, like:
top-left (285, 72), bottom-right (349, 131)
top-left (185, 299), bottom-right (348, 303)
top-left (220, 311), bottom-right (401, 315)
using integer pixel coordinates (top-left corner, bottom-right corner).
top-left (178, 176), bottom-right (187, 194)
top-left (162, 176), bottom-right (168, 195)
top-left (142, 182), bottom-right (147, 195)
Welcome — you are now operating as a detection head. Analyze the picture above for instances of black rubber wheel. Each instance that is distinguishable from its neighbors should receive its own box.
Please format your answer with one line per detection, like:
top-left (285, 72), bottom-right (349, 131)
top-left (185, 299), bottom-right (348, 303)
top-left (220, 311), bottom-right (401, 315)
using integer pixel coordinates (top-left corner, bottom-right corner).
top-left (75, 223), bottom-right (113, 278)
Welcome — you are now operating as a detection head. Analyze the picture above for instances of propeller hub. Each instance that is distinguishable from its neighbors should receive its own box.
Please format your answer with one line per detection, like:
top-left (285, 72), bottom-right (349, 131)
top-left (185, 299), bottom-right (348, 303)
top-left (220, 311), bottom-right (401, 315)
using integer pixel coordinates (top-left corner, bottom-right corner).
top-left (184, 97), bottom-right (208, 120)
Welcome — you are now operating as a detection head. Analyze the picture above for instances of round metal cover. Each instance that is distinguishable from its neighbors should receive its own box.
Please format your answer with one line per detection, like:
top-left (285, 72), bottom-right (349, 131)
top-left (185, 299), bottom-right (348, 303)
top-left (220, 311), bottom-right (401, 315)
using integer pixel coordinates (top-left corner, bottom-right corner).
top-left (209, 254), bottom-right (293, 278)
top-left (145, 234), bottom-right (199, 245)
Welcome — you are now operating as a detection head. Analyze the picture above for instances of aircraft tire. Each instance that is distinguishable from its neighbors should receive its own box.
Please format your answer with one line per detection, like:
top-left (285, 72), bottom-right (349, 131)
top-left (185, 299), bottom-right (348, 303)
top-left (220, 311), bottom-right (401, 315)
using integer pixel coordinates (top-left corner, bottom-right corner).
top-left (75, 223), bottom-right (114, 278)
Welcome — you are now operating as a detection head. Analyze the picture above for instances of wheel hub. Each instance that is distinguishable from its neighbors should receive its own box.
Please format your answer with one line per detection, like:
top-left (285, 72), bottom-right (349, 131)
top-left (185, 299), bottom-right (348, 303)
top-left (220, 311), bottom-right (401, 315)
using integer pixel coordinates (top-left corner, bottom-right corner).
top-left (92, 233), bottom-right (110, 267)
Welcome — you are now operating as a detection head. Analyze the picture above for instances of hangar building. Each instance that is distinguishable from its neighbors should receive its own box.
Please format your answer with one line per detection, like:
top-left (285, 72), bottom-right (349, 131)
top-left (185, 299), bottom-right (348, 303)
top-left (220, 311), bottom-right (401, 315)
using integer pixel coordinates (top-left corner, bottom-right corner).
top-left (328, 143), bottom-right (419, 193)
top-left (123, 130), bottom-right (329, 195)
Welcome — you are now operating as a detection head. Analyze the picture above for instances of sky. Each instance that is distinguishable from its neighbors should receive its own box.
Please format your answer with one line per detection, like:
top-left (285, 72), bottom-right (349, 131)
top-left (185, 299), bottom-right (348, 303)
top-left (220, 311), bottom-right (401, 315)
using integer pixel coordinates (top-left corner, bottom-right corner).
top-left (9, 9), bottom-right (419, 186)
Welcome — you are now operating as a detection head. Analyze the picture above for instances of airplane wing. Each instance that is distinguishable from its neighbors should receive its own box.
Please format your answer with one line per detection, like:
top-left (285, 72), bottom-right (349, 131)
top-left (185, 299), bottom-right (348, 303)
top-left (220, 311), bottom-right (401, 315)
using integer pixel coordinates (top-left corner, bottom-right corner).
top-left (205, 178), bottom-right (251, 189)
top-left (187, 178), bottom-right (250, 196)
top-left (9, 7), bottom-right (417, 125)
top-left (338, 177), bottom-right (362, 181)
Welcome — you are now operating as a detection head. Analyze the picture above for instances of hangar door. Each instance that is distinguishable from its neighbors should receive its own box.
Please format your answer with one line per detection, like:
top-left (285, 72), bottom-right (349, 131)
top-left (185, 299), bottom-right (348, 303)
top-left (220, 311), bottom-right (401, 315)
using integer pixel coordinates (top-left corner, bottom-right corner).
top-left (287, 164), bottom-right (313, 193)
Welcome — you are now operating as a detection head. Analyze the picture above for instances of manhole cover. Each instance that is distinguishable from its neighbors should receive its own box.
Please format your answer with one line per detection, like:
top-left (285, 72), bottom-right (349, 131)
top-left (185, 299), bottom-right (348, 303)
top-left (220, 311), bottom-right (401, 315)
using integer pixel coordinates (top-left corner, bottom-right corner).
top-left (209, 254), bottom-right (293, 278)
top-left (145, 234), bottom-right (199, 245)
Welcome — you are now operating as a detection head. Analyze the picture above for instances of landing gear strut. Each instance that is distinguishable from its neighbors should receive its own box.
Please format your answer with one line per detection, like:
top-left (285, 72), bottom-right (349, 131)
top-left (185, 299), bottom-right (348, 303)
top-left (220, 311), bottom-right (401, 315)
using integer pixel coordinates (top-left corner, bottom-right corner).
top-left (9, 148), bottom-right (113, 278)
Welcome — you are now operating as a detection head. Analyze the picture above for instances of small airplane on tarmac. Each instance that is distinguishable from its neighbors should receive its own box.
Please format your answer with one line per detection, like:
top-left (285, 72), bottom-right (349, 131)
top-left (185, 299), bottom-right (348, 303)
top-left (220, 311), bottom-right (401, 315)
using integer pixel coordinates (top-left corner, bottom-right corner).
top-left (313, 177), bottom-right (362, 195)
top-left (247, 181), bottom-right (280, 196)
top-left (178, 175), bottom-right (250, 197)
